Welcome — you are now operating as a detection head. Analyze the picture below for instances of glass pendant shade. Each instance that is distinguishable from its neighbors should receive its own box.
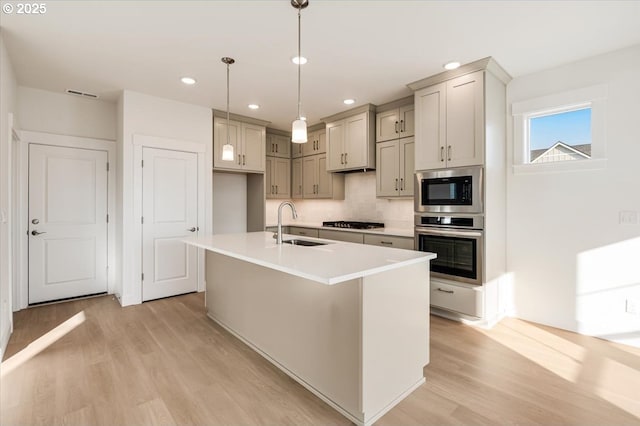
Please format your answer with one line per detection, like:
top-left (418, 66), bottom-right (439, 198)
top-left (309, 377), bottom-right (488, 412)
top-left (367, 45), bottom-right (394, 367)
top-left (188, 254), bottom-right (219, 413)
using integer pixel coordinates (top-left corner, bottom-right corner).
top-left (221, 143), bottom-right (234, 161)
top-left (291, 119), bottom-right (308, 143)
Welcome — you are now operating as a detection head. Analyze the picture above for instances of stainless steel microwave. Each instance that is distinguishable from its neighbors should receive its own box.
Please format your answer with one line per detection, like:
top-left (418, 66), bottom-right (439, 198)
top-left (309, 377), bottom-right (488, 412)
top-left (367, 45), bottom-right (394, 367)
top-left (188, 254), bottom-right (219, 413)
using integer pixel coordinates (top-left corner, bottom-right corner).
top-left (414, 166), bottom-right (483, 214)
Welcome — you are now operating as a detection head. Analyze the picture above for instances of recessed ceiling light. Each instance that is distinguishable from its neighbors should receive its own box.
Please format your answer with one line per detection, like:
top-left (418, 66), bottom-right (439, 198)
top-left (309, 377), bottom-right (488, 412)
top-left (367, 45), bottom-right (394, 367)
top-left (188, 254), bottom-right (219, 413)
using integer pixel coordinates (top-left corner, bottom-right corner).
top-left (248, 104), bottom-right (260, 110)
top-left (343, 99), bottom-right (355, 105)
top-left (444, 61), bottom-right (461, 70)
top-left (292, 56), bottom-right (308, 65)
top-left (181, 77), bottom-right (197, 85)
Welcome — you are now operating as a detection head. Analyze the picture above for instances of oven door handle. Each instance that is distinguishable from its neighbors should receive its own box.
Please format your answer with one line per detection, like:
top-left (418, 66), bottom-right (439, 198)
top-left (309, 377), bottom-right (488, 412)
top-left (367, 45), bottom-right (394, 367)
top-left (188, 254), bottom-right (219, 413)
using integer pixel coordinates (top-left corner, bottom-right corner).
top-left (415, 228), bottom-right (483, 238)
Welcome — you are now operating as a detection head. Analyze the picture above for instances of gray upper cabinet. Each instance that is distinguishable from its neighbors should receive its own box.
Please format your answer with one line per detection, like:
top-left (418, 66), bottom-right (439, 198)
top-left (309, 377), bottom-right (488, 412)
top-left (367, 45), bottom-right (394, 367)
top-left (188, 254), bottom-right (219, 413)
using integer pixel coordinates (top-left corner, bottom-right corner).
top-left (266, 133), bottom-right (291, 159)
top-left (266, 157), bottom-right (291, 199)
top-left (291, 157), bottom-right (303, 199)
top-left (376, 137), bottom-right (414, 197)
top-left (303, 128), bottom-right (326, 156)
top-left (376, 104), bottom-right (414, 143)
top-left (214, 116), bottom-right (266, 173)
top-left (414, 70), bottom-right (484, 170)
top-left (324, 105), bottom-right (376, 172)
top-left (302, 154), bottom-right (344, 200)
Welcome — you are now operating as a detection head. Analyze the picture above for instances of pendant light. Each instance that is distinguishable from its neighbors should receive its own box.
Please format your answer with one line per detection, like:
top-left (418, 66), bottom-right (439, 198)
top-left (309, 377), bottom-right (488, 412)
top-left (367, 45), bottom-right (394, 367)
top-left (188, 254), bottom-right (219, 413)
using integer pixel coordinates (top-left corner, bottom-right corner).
top-left (221, 57), bottom-right (235, 161)
top-left (291, 0), bottom-right (309, 144)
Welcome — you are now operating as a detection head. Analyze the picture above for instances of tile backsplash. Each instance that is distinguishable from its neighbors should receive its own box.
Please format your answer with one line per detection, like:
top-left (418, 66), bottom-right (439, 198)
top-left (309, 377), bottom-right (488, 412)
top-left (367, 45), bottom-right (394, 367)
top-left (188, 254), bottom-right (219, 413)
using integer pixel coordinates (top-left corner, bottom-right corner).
top-left (266, 171), bottom-right (414, 229)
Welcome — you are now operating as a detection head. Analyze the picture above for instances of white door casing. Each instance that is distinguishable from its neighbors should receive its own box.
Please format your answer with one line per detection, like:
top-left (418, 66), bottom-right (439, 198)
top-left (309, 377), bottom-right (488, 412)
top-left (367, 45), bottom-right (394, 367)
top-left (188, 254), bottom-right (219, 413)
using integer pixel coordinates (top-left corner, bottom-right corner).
top-left (142, 147), bottom-right (198, 301)
top-left (28, 144), bottom-right (108, 304)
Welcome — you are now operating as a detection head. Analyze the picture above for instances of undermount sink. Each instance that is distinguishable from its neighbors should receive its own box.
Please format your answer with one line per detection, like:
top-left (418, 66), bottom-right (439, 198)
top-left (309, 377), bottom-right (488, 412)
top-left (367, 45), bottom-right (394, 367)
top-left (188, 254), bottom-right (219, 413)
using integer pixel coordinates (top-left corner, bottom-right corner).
top-left (283, 239), bottom-right (328, 247)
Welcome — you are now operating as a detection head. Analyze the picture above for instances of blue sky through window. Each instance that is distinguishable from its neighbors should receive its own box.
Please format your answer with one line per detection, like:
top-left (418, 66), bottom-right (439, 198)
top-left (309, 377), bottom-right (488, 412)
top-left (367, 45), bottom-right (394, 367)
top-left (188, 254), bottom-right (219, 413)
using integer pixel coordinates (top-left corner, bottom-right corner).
top-left (530, 108), bottom-right (591, 150)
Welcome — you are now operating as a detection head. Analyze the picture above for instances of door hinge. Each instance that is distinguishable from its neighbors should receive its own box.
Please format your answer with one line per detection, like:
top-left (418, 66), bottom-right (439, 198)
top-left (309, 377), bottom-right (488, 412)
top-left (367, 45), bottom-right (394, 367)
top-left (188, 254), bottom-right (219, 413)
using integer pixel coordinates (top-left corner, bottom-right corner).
top-left (141, 273), bottom-right (144, 281)
top-left (141, 216), bottom-right (144, 224)
top-left (106, 162), bottom-right (110, 172)
top-left (106, 214), bottom-right (109, 223)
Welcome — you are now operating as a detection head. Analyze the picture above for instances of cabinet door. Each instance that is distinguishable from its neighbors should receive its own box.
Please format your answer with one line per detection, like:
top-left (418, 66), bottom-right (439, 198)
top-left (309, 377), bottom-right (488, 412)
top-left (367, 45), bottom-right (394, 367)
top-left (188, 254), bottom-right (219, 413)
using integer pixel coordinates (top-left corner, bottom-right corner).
top-left (446, 71), bottom-right (484, 168)
top-left (399, 137), bottom-right (415, 197)
top-left (399, 104), bottom-right (415, 138)
top-left (291, 140), bottom-right (304, 158)
top-left (291, 158), bottom-right (303, 199)
top-left (316, 129), bottom-right (326, 154)
top-left (302, 130), bottom-right (317, 156)
top-left (316, 154), bottom-right (333, 198)
top-left (266, 134), bottom-right (276, 156)
top-left (242, 123), bottom-right (266, 172)
top-left (376, 109), bottom-right (400, 143)
top-left (326, 120), bottom-right (345, 171)
top-left (302, 156), bottom-right (317, 198)
top-left (273, 135), bottom-right (290, 158)
top-left (318, 229), bottom-right (364, 244)
top-left (376, 141), bottom-right (400, 197)
top-left (274, 158), bottom-right (291, 198)
top-left (265, 157), bottom-right (274, 198)
top-left (213, 118), bottom-right (242, 170)
top-left (414, 83), bottom-right (446, 170)
top-left (344, 112), bottom-right (367, 169)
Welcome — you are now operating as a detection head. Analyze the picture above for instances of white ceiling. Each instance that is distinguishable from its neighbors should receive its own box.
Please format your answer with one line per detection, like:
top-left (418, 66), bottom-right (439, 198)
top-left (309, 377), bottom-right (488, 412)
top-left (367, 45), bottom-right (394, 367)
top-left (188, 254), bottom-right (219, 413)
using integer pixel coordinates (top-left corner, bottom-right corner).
top-left (2, 0), bottom-right (639, 130)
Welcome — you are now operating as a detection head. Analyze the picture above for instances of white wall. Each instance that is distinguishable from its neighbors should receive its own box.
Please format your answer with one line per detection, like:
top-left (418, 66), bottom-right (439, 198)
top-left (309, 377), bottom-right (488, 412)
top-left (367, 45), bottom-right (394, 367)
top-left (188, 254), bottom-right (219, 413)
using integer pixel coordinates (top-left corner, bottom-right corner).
top-left (118, 90), bottom-right (213, 306)
top-left (0, 31), bottom-right (18, 358)
top-left (212, 172), bottom-right (247, 234)
top-left (17, 86), bottom-right (116, 140)
top-left (266, 171), bottom-right (414, 230)
top-left (506, 45), bottom-right (640, 347)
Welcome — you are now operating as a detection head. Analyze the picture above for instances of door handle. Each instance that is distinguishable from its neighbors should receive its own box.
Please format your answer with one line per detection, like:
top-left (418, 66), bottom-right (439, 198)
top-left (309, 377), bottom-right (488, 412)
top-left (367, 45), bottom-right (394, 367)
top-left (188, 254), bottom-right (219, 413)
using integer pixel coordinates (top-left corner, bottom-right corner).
top-left (31, 230), bottom-right (47, 236)
top-left (243, 154), bottom-right (246, 165)
top-left (400, 178), bottom-right (404, 190)
top-left (395, 178), bottom-right (398, 191)
top-left (400, 120), bottom-right (404, 132)
top-left (238, 154), bottom-right (241, 165)
top-left (275, 185), bottom-right (278, 194)
top-left (447, 145), bottom-right (452, 162)
top-left (440, 146), bottom-right (445, 162)
top-left (188, 227), bottom-right (197, 232)
top-left (341, 153), bottom-right (344, 164)
top-left (395, 121), bottom-right (399, 133)
top-left (344, 153), bottom-right (348, 164)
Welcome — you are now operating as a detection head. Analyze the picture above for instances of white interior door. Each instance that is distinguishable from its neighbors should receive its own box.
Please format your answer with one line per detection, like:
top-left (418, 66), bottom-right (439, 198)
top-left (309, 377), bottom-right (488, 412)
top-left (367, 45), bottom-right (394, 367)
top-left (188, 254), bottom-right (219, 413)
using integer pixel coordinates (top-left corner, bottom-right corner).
top-left (28, 144), bottom-right (108, 304)
top-left (142, 147), bottom-right (198, 301)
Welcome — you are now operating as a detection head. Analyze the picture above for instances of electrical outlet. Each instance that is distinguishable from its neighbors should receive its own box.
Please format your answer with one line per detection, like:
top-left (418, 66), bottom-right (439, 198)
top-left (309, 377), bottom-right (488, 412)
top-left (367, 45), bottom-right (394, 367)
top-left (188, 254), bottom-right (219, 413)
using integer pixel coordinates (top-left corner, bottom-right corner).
top-left (619, 210), bottom-right (639, 225)
top-left (626, 298), bottom-right (640, 316)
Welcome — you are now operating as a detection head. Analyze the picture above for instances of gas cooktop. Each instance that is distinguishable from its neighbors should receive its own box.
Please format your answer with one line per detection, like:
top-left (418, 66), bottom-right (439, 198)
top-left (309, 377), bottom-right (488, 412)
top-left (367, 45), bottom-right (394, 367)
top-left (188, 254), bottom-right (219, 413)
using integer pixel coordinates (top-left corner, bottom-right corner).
top-left (322, 221), bottom-right (385, 230)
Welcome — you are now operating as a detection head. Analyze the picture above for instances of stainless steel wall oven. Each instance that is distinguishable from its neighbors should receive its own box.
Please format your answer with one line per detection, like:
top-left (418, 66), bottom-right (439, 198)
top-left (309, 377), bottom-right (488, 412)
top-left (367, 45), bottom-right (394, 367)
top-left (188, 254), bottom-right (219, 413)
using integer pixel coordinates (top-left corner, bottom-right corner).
top-left (414, 214), bottom-right (484, 286)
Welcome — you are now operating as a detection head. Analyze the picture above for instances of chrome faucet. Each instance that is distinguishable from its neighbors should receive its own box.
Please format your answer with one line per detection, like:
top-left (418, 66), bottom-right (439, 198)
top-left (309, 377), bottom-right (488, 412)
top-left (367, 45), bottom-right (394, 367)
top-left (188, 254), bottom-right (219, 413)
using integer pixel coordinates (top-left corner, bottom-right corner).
top-left (276, 201), bottom-right (298, 244)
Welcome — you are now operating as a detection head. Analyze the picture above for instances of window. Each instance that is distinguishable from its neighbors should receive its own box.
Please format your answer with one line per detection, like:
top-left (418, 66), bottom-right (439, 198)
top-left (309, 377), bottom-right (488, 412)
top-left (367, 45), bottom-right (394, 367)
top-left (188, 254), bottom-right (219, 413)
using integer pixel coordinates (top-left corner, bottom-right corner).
top-left (512, 84), bottom-right (606, 173)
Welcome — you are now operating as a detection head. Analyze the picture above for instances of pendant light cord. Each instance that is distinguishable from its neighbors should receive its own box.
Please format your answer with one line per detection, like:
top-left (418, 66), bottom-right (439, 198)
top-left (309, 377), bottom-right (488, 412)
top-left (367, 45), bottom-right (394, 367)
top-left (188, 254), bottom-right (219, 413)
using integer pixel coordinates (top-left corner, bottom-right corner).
top-left (297, 7), bottom-right (301, 119)
top-left (226, 62), bottom-right (231, 146)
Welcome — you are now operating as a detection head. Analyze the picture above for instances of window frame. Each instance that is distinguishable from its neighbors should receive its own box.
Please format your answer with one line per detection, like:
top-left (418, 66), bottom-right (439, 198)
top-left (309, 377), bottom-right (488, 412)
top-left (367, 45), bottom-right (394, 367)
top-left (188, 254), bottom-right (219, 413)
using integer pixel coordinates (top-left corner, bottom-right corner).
top-left (512, 84), bottom-right (607, 174)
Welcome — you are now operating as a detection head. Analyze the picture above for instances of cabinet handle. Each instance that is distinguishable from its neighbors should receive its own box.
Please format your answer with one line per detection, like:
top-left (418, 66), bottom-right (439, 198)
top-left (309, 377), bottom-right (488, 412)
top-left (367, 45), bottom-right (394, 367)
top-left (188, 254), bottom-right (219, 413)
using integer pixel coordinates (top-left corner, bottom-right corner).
top-left (243, 154), bottom-right (246, 165)
top-left (341, 153), bottom-right (344, 164)
top-left (276, 144), bottom-right (278, 153)
top-left (299, 185), bottom-right (302, 193)
top-left (447, 145), bottom-right (451, 162)
top-left (315, 184), bottom-right (318, 194)
top-left (276, 185), bottom-right (278, 194)
top-left (440, 146), bottom-right (444, 162)
top-left (400, 178), bottom-right (404, 190)
top-left (437, 288), bottom-right (454, 294)
top-left (238, 154), bottom-right (242, 165)
top-left (271, 185), bottom-right (274, 194)
top-left (380, 241), bottom-right (393, 245)
top-left (400, 119), bottom-right (404, 133)
top-left (395, 121), bottom-right (399, 133)
top-left (344, 153), bottom-right (348, 164)
top-left (395, 178), bottom-right (398, 191)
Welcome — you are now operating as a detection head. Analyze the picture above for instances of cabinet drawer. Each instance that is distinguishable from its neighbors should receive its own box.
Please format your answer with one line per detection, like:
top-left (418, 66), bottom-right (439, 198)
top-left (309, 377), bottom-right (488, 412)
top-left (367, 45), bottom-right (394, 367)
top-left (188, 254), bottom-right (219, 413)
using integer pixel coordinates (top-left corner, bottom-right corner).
top-left (430, 282), bottom-right (482, 318)
top-left (318, 229), bottom-right (364, 244)
top-left (288, 227), bottom-right (319, 238)
top-left (363, 234), bottom-right (414, 250)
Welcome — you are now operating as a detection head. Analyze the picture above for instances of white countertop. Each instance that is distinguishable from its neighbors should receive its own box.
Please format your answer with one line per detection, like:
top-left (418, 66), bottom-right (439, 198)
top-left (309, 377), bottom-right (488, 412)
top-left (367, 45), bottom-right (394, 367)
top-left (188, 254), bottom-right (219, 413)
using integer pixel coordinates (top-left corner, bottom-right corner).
top-left (266, 222), bottom-right (415, 238)
top-left (185, 232), bottom-right (435, 285)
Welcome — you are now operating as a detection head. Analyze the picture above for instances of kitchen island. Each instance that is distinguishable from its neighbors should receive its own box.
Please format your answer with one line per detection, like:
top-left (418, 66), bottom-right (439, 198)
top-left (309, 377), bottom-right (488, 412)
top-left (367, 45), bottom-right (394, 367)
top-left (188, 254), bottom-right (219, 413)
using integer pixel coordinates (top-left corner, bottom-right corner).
top-left (185, 232), bottom-right (435, 426)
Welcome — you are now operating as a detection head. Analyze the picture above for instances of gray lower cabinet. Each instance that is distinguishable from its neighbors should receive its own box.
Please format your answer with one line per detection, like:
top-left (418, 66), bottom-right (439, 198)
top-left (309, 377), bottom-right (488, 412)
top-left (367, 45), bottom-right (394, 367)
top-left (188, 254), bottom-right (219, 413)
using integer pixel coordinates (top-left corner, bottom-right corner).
top-left (318, 229), bottom-right (364, 244)
top-left (430, 281), bottom-right (483, 318)
top-left (288, 227), bottom-right (319, 238)
top-left (363, 234), bottom-right (414, 250)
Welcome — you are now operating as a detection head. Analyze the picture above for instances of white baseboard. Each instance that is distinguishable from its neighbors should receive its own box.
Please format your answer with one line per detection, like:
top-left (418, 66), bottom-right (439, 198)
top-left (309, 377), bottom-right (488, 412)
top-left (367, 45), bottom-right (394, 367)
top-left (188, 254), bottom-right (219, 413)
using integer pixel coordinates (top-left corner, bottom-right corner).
top-left (0, 321), bottom-right (12, 361)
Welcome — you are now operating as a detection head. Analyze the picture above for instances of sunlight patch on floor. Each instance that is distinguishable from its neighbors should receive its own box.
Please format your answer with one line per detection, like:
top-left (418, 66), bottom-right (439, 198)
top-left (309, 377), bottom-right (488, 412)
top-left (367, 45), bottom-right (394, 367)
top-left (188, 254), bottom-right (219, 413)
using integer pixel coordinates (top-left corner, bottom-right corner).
top-left (0, 311), bottom-right (86, 377)
top-left (477, 319), bottom-right (640, 419)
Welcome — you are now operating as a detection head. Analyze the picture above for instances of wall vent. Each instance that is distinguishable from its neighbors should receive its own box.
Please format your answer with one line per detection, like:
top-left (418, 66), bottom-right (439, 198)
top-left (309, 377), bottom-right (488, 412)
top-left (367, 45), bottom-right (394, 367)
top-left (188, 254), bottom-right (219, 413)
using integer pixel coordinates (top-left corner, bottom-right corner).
top-left (65, 89), bottom-right (99, 99)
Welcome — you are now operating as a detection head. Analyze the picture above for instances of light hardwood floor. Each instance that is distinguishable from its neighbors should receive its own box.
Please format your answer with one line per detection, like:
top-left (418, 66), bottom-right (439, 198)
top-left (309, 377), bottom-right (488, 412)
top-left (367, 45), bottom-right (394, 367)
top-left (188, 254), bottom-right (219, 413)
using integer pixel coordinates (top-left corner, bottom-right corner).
top-left (2, 292), bottom-right (639, 425)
